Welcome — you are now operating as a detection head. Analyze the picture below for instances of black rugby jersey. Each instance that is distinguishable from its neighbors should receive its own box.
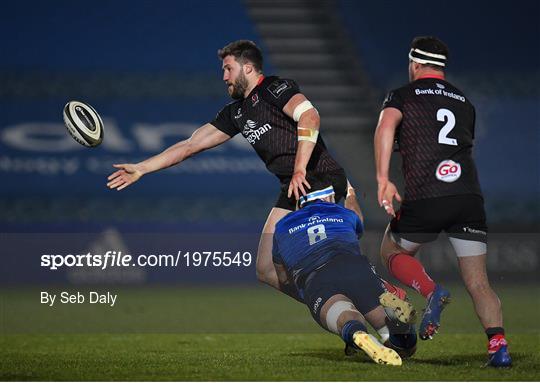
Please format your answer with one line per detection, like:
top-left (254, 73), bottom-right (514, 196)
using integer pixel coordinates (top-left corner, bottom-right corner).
top-left (211, 76), bottom-right (342, 181)
top-left (382, 77), bottom-right (482, 201)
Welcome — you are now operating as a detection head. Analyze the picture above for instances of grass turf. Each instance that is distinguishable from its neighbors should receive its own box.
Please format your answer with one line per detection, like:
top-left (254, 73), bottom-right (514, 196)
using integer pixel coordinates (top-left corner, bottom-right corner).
top-left (1, 284), bottom-right (539, 380)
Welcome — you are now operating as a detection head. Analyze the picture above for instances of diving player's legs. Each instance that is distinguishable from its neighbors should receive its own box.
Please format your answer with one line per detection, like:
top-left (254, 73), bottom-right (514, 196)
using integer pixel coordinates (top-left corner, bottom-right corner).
top-left (302, 253), bottom-right (416, 364)
top-left (256, 207), bottom-right (293, 289)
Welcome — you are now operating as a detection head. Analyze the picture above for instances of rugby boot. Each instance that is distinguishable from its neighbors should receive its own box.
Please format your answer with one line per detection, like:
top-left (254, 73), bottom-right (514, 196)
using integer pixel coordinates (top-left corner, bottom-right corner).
top-left (419, 284), bottom-right (451, 340)
top-left (487, 335), bottom-right (512, 367)
top-left (384, 324), bottom-right (418, 359)
top-left (353, 331), bottom-right (402, 366)
top-left (379, 291), bottom-right (417, 325)
top-left (382, 279), bottom-right (408, 301)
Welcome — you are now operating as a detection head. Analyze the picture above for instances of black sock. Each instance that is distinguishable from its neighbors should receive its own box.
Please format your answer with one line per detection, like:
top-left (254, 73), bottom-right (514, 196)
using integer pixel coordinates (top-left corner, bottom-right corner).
top-left (485, 327), bottom-right (505, 340)
top-left (341, 320), bottom-right (368, 347)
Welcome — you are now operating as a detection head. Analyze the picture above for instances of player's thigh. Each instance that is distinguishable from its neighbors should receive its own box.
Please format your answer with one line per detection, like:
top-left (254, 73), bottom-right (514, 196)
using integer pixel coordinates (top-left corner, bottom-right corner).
top-left (339, 255), bottom-right (385, 315)
top-left (318, 294), bottom-right (355, 331)
top-left (306, 254), bottom-right (384, 317)
top-left (256, 207), bottom-right (291, 269)
top-left (303, 262), bottom-right (346, 329)
top-left (380, 224), bottom-right (420, 263)
top-left (304, 284), bottom-right (342, 330)
top-left (445, 194), bottom-right (488, 257)
top-left (446, 195), bottom-right (488, 285)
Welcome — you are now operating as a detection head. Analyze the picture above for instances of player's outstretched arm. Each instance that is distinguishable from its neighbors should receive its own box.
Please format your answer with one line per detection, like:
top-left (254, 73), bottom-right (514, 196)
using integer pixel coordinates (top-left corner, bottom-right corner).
top-left (374, 108), bottom-right (402, 216)
top-left (107, 123), bottom-right (231, 191)
top-left (283, 93), bottom-right (319, 200)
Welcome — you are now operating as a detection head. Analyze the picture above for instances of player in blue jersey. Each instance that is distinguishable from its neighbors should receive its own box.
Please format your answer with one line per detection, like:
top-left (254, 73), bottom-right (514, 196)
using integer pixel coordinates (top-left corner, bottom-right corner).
top-left (273, 186), bottom-right (417, 365)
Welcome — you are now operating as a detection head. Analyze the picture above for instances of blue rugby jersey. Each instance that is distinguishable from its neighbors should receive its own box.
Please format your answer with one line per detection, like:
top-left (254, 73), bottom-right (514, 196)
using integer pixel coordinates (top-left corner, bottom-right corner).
top-left (273, 201), bottom-right (364, 286)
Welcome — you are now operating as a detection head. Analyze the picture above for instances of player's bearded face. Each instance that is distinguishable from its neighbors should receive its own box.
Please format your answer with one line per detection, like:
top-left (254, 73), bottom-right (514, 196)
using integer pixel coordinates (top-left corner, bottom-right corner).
top-left (228, 68), bottom-right (248, 100)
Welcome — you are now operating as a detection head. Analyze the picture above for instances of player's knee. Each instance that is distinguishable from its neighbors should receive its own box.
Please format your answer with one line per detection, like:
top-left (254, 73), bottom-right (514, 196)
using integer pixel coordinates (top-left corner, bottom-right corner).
top-left (337, 309), bottom-right (362, 329)
top-left (323, 300), bottom-right (360, 335)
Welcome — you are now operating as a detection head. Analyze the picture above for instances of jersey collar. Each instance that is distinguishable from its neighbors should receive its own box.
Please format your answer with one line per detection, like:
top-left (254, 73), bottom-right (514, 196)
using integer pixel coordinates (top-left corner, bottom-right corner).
top-left (245, 75), bottom-right (265, 100)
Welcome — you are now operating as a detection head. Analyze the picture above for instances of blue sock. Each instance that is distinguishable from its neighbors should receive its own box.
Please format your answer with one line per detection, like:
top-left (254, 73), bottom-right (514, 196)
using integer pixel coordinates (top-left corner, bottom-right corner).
top-left (341, 320), bottom-right (368, 348)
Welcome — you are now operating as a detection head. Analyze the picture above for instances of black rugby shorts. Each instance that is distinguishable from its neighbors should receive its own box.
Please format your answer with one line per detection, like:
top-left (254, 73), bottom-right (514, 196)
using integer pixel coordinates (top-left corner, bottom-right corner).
top-left (390, 194), bottom-right (488, 244)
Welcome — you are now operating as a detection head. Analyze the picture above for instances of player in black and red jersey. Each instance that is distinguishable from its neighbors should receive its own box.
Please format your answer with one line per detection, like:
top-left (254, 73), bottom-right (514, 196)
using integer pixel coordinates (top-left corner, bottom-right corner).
top-left (106, 40), bottom-right (360, 301)
top-left (373, 36), bottom-right (511, 367)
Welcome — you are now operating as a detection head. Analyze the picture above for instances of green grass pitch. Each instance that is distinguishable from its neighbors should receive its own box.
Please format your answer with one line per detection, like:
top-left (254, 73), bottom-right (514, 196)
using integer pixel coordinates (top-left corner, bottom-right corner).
top-left (1, 283), bottom-right (539, 380)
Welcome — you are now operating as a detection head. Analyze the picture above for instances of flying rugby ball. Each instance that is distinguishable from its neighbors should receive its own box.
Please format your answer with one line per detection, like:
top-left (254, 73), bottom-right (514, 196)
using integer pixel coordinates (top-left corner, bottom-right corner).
top-left (63, 100), bottom-right (104, 147)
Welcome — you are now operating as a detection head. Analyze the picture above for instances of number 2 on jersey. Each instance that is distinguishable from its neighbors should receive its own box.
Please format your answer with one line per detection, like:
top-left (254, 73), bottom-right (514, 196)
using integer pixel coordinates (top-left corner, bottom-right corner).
top-left (307, 224), bottom-right (327, 245)
top-left (437, 108), bottom-right (457, 146)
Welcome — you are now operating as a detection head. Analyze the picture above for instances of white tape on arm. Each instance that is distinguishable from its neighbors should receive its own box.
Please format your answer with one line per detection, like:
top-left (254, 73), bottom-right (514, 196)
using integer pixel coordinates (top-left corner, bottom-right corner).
top-left (293, 100), bottom-right (315, 122)
top-left (298, 127), bottom-right (319, 143)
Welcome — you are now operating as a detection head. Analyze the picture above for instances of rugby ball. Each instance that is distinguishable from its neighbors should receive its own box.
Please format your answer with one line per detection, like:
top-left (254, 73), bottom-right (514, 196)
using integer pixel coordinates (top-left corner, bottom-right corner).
top-left (63, 100), bottom-right (104, 147)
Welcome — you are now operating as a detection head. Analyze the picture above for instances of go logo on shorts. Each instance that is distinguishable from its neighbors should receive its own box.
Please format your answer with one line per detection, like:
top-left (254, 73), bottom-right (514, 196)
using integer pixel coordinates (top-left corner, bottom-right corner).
top-left (435, 159), bottom-right (461, 183)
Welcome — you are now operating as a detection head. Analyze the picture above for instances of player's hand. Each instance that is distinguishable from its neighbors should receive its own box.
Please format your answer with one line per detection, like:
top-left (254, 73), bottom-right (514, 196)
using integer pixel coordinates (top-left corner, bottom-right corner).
top-left (288, 170), bottom-right (311, 201)
top-left (377, 179), bottom-right (402, 217)
top-left (107, 163), bottom-right (144, 191)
